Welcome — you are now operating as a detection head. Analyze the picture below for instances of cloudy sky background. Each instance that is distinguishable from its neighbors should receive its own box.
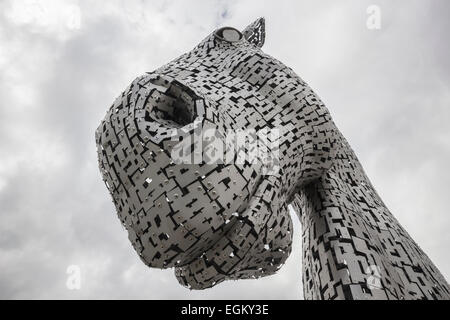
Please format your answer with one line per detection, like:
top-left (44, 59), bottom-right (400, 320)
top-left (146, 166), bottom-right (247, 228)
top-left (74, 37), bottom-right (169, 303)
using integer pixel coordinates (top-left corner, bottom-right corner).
top-left (0, 0), bottom-right (449, 299)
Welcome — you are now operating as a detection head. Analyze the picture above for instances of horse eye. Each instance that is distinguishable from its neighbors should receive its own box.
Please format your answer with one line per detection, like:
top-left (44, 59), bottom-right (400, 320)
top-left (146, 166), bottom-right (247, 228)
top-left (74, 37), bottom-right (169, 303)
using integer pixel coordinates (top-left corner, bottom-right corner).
top-left (214, 27), bottom-right (242, 43)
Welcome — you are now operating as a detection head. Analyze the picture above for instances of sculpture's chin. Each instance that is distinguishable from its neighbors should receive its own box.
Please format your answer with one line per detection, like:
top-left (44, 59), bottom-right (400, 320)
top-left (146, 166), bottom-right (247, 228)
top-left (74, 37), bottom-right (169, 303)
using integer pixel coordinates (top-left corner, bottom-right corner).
top-left (174, 247), bottom-right (291, 290)
top-left (173, 177), bottom-right (293, 290)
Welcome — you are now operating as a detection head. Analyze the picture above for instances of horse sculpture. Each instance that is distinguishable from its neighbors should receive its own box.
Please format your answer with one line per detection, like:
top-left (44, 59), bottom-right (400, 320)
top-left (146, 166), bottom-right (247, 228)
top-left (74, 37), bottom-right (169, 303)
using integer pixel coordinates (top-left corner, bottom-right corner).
top-left (95, 18), bottom-right (450, 299)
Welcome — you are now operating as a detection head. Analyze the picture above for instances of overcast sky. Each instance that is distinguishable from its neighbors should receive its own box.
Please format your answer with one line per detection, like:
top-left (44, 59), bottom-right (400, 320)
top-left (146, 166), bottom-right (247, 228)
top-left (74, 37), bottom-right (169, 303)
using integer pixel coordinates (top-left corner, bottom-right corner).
top-left (0, 0), bottom-right (449, 299)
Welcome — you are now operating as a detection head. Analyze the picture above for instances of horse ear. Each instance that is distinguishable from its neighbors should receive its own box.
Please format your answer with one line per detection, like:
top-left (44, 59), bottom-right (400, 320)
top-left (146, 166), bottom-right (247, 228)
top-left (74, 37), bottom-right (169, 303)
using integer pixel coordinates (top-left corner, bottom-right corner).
top-left (242, 17), bottom-right (265, 48)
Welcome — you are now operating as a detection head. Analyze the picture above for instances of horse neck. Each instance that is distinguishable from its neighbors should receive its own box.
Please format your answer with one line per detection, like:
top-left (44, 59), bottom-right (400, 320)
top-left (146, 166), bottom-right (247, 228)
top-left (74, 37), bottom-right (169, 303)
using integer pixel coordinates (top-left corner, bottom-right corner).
top-left (291, 132), bottom-right (450, 300)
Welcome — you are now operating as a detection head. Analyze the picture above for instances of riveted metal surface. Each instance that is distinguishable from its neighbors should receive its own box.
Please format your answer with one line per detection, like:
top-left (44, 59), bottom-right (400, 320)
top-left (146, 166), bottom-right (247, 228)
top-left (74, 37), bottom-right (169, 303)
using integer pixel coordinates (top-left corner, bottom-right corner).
top-left (96, 17), bottom-right (450, 299)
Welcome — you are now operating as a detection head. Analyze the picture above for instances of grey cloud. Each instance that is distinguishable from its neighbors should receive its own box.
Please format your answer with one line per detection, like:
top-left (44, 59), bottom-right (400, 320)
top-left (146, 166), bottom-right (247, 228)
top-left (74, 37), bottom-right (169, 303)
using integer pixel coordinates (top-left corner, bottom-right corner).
top-left (0, 0), bottom-right (448, 299)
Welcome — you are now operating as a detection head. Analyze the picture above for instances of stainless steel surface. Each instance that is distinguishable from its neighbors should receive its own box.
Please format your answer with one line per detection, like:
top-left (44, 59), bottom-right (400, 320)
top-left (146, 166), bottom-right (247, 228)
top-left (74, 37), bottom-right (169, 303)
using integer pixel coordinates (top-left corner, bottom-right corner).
top-left (96, 17), bottom-right (450, 299)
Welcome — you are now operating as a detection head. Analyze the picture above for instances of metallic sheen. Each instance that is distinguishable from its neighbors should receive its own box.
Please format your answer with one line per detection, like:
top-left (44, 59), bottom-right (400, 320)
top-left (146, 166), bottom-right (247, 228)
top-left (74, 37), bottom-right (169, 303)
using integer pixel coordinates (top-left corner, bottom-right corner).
top-left (96, 17), bottom-right (450, 299)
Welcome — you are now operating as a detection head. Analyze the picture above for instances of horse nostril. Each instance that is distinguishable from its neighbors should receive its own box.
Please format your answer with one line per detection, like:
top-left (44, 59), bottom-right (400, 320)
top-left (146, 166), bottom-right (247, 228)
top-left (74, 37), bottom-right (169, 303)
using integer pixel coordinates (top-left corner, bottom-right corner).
top-left (145, 77), bottom-right (204, 128)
